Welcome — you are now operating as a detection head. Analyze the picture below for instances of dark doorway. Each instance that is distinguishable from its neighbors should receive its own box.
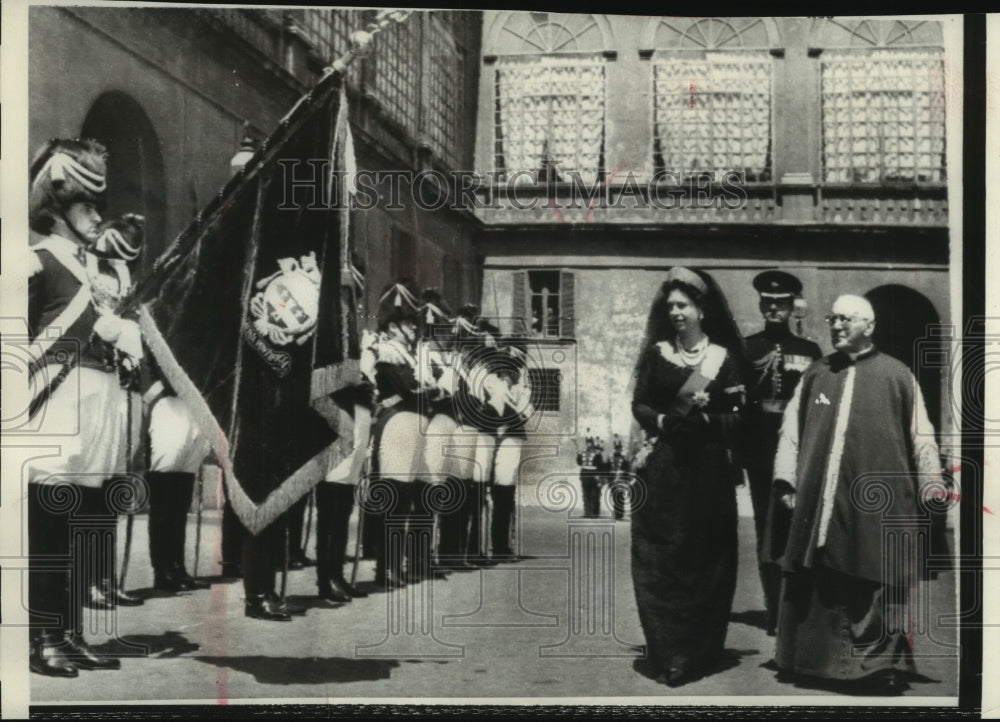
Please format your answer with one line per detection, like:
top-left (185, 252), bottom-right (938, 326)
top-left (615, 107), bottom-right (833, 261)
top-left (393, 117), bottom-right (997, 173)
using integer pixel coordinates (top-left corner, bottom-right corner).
top-left (865, 284), bottom-right (943, 438)
top-left (81, 91), bottom-right (167, 281)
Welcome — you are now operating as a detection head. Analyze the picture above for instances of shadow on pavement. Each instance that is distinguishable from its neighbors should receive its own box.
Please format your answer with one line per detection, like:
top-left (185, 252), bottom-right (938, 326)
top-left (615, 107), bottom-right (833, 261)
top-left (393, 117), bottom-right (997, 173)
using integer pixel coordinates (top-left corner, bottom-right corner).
top-left (284, 594), bottom-right (348, 610)
top-left (90, 632), bottom-right (201, 658)
top-left (729, 609), bottom-right (768, 632)
top-left (193, 655), bottom-right (401, 684)
top-left (762, 665), bottom-right (942, 697)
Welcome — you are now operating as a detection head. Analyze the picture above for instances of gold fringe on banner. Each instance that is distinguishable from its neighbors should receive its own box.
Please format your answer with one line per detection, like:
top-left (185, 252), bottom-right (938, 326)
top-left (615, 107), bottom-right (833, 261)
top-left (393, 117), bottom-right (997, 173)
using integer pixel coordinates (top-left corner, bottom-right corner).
top-left (139, 305), bottom-right (338, 535)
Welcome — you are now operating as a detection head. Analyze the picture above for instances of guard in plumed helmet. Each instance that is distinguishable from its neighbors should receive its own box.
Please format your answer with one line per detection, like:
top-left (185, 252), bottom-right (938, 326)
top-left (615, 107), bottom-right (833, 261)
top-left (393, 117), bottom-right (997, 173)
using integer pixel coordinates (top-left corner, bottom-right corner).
top-left (444, 316), bottom-right (503, 568)
top-left (84, 213), bottom-right (148, 611)
top-left (364, 278), bottom-right (427, 589)
top-left (433, 301), bottom-right (478, 566)
top-left (742, 270), bottom-right (822, 636)
top-left (412, 288), bottom-right (460, 579)
top-left (27, 139), bottom-right (138, 677)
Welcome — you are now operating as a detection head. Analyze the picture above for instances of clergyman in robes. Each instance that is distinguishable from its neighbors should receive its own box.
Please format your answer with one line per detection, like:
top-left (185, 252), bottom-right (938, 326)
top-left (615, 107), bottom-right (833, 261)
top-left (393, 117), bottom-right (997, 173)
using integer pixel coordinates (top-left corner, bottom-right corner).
top-left (771, 294), bottom-right (941, 694)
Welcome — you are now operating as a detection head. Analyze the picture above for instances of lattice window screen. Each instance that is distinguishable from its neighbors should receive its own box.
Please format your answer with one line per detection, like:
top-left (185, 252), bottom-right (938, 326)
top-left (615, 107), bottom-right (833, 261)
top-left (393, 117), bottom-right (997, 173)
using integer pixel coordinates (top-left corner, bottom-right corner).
top-left (373, 16), bottom-right (421, 138)
top-left (821, 51), bottom-right (946, 183)
top-left (495, 59), bottom-right (606, 184)
top-left (301, 10), bottom-right (364, 84)
top-left (652, 53), bottom-right (772, 181)
top-left (424, 13), bottom-right (466, 169)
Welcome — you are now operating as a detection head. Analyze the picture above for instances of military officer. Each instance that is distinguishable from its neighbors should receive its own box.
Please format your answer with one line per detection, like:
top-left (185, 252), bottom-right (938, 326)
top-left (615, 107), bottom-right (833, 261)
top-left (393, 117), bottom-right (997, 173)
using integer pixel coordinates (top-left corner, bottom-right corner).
top-left (576, 431), bottom-right (605, 519)
top-left (742, 270), bottom-right (822, 636)
top-left (27, 139), bottom-right (137, 675)
top-left (608, 435), bottom-right (632, 521)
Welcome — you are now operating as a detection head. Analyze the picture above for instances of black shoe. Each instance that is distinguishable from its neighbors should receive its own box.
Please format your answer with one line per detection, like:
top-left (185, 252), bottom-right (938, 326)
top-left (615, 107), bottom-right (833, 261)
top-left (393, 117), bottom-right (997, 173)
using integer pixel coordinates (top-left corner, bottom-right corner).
top-left (332, 578), bottom-right (368, 598)
top-left (172, 564), bottom-right (209, 591)
top-left (85, 584), bottom-right (110, 609)
top-left (30, 635), bottom-right (78, 678)
top-left (153, 570), bottom-right (185, 593)
top-left (244, 594), bottom-right (291, 621)
top-left (271, 594), bottom-right (306, 616)
top-left (89, 579), bottom-right (144, 607)
top-left (291, 555), bottom-right (315, 568)
top-left (318, 580), bottom-right (351, 604)
top-left (665, 665), bottom-right (692, 688)
top-left (111, 587), bottom-right (145, 606)
top-left (374, 569), bottom-right (406, 590)
top-left (64, 635), bottom-right (121, 671)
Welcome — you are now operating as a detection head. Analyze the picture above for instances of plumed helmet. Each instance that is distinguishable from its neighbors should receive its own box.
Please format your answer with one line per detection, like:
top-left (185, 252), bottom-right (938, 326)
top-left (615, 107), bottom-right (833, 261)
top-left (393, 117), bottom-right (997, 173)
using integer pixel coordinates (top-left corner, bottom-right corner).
top-left (453, 303), bottom-right (480, 338)
top-left (95, 213), bottom-right (145, 262)
top-left (476, 317), bottom-right (501, 337)
top-left (29, 139), bottom-right (108, 234)
top-left (458, 303), bottom-right (478, 321)
top-left (420, 288), bottom-right (453, 326)
top-left (376, 277), bottom-right (421, 331)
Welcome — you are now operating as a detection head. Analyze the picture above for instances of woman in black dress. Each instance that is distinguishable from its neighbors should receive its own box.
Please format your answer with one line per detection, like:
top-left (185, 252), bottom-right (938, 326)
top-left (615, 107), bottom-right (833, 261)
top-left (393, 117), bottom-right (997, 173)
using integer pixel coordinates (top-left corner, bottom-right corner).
top-left (630, 266), bottom-right (748, 687)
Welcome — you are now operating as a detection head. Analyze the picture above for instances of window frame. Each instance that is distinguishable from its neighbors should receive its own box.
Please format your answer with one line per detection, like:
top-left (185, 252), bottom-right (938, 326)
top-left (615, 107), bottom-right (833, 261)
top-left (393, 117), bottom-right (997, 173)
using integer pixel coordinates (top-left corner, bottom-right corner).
top-left (817, 48), bottom-right (947, 186)
top-left (649, 50), bottom-right (775, 184)
top-left (513, 269), bottom-right (576, 341)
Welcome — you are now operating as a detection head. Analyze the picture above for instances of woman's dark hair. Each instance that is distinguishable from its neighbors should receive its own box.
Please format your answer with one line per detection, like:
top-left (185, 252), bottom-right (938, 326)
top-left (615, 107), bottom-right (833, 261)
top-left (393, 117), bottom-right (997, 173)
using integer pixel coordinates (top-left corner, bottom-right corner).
top-left (636, 268), bottom-right (751, 385)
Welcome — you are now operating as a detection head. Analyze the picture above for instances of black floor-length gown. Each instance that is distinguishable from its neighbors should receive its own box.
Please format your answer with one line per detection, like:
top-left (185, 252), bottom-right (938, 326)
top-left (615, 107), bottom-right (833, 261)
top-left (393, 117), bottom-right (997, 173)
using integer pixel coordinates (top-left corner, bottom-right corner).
top-left (630, 340), bottom-right (743, 678)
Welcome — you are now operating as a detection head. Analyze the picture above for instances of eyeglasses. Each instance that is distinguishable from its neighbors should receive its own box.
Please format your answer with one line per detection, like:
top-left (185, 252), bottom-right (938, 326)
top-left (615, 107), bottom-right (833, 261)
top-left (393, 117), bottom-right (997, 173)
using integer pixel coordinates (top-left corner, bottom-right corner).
top-left (824, 313), bottom-right (870, 327)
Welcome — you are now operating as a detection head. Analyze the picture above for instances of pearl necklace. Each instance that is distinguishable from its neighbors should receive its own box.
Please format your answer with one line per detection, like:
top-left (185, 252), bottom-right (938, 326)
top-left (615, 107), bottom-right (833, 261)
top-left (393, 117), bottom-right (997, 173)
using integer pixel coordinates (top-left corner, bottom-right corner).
top-left (677, 336), bottom-right (709, 366)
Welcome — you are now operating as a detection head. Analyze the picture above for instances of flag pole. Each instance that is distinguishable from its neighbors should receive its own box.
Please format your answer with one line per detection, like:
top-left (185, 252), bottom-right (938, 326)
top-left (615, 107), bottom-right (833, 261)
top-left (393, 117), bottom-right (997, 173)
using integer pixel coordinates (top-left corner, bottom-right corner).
top-left (117, 9), bottom-right (413, 318)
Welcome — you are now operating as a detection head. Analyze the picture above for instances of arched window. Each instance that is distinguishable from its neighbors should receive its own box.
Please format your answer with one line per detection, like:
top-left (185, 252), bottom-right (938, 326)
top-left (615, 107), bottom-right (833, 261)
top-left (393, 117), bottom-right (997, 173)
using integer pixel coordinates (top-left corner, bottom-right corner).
top-left (80, 91), bottom-right (167, 279)
top-left (487, 12), bottom-right (612, 184)
top-left (812, 18), bottom-right (946, 184)
top-left (644, 17), bottom-right (778, 182)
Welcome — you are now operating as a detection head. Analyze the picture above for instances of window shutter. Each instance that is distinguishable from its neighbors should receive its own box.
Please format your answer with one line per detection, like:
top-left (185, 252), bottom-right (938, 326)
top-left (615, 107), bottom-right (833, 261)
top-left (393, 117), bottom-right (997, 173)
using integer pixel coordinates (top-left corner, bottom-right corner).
top-left (560, 271), bottom-right (576, 339)
top-left (511, 271), bottom-right (528, 335)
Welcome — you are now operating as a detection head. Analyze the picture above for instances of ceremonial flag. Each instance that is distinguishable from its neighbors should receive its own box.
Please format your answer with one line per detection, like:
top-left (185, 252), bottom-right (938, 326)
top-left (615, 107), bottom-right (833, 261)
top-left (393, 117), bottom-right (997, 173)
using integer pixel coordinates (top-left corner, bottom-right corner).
top-left (127, 71), bottom-right (363, 535)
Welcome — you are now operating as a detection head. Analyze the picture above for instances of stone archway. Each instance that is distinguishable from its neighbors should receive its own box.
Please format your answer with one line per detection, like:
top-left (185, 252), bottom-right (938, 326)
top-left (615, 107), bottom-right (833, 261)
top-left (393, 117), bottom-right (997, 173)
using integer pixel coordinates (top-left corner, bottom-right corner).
top-left (865, 284), bottom-right (944, 438)
top-left (81, 91), bottom-right (167, 280)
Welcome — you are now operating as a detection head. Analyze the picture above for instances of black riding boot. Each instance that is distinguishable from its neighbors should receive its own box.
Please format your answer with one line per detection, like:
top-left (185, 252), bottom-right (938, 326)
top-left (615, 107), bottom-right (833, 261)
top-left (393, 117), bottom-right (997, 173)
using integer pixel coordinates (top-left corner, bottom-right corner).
top-left (220, 494), bottom-right (244, 578)
top-left (29, 483), bottom-right (79, 677)
top-left (373, 479), bottom-right (406, 589)
top-left (316, 482), bottom-right (366, 602)
top-left (490, 485), bottom-right (516, 560)
top-left (242, 521), bottom-right (291, 621)
top-left (466, 481), bottom-right (495, 566)
top-left (171, 472), bottom-right (208, 590)
top-left (404, 481), bottom-right (442, 582)
top-left (436, 477), bottom-right (471, 569)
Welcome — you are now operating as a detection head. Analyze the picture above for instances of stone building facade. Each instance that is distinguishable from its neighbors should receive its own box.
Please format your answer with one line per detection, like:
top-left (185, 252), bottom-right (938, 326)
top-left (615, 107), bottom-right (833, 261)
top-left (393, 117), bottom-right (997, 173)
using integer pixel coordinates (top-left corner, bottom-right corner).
top-left (27, 8), bottom-right (958, 492)
top-left (471, 13), bottom-right (957, 478)
top-left (29, 6), bottom-right (484, 323)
